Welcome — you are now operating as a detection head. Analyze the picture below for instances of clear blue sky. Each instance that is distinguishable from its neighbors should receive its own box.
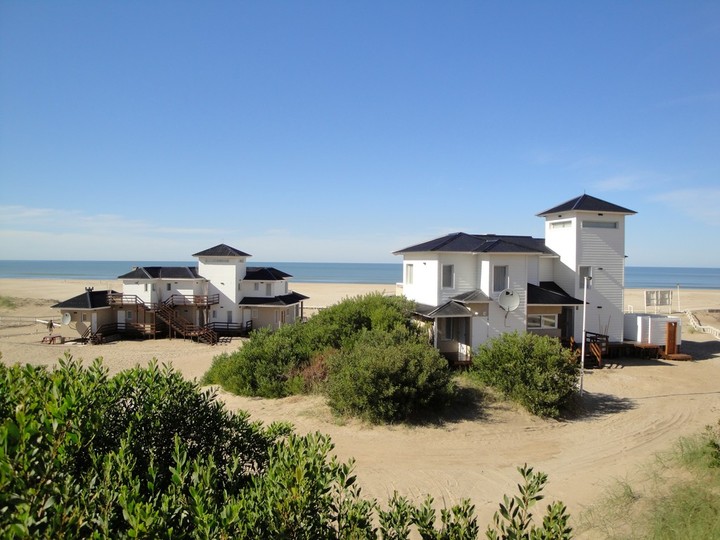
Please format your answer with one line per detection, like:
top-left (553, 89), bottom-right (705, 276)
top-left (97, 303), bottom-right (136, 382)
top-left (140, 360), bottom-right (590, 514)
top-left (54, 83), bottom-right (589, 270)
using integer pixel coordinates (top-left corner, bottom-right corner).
top-left (1, 1), bottom-right (718, 266)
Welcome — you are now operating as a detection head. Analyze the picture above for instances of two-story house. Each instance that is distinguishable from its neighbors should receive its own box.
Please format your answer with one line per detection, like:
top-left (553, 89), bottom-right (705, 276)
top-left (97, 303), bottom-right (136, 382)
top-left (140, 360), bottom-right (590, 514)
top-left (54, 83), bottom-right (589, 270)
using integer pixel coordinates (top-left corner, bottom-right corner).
top-left (394, 194), bottom-right (635, 363)
top-left (52, 243), bottom-right (308, 344)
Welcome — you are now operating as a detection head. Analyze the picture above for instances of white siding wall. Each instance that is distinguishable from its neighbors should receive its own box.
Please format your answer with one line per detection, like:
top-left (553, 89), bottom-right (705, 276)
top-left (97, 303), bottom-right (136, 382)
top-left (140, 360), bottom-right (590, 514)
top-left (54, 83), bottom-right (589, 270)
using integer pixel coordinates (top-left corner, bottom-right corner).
top-left (402, 255), bottom-right (440, 306)
top-left (481, 255), bottom-right (530, 347)
top-left (544, 217), bottom-right (578, 295)
top-left (576, 215), bottom-right (627, 341)
top-left (197, 257), bottom-right (247, 323)
top-left (438, 254), bottom-right (476, 304)
top-left (122, 281), bottom-right (152, 304)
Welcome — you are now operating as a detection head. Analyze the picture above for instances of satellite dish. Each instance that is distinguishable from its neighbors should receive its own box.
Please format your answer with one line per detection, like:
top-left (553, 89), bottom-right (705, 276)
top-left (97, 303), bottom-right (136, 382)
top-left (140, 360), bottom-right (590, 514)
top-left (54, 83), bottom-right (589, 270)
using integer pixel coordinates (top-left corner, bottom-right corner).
top-left (497, 289), bottom-right (520, 312)
top-left (62, 313), bottom-right (71, 325)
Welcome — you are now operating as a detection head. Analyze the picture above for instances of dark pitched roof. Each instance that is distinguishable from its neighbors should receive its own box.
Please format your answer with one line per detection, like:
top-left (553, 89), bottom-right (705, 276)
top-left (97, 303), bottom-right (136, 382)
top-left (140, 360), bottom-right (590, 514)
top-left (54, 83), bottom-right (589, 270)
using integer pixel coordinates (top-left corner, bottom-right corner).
top-left (117, 266), bottom-right (201, 280)
top-left (239, 292), bottom-right (309, 307)
top-left (192, 244), bottom-right (251, 257)
top-left (414, 300), bottom-right (472, 319)
top-left (537, 194), bottom-right (636, 216)
top-left (244, 267), bottom-right (292, 281)
top-left (394, 233), bottom-right (554, 255)
top-left (527, 282), bottom-right (583, 305)
top-left (452, 290), bottom-right (491, 303)
top-left (52, 289), bottom-right (118, 310)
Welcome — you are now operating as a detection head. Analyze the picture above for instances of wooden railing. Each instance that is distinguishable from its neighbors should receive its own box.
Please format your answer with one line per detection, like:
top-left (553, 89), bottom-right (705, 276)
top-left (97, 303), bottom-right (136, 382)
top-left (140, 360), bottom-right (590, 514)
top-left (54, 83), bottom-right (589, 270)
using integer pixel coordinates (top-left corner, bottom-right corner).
top-left (584, 331), bottom-right (609, 368)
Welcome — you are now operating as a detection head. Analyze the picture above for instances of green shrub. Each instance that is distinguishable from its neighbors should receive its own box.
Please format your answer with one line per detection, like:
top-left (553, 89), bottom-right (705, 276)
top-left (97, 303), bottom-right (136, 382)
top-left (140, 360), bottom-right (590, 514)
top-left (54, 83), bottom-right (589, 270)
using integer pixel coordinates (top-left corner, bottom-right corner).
top-left (202, 293), bottom-right (421, 400)
top-left (326, 328), bottom-right (456, 423)
top-left (203, 323), bottom-right (315, 397)
top-left (0, 357), bottom-right (289, 538)
top-left (471, 332), bottom-right (579, 418)
top-left (0, 356), bottom-right (572, 539)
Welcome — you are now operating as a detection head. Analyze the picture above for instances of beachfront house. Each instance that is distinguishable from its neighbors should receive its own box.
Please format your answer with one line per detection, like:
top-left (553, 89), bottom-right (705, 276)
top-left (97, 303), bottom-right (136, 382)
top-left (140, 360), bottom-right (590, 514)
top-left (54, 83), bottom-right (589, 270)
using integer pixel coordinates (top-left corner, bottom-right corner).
top-left (52, 243), bottom-right (308, 344)
top-left (394, 194), bottom-right (636, 364)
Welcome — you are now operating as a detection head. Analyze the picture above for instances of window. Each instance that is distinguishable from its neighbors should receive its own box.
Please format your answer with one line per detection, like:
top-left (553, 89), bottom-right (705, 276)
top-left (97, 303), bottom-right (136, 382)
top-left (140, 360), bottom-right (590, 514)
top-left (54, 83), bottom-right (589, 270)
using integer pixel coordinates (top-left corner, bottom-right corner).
top-left (266, 284), bottom-right (272, 296)
top-left (212, 310), bottom-right (217, 319)
top-left (125, 311), bottom-right (133, 321)
top-left (550, 220), bottom-right (571, 229)
top-left (81, 313), bottom-right (88, 323)
top-left (442, 264), bottom-right (454, 288)
top-left (579, 266), bottom-right (592, 289)
top-left (144, 283), bottom-right (148, 292)
top-left (527, 314), bottom-right (558, 329)
top-left (254, 283), bottom-right (260, 291)
top-left (582, 220), bottom-right (617, 229)
top-left (493, 265), bottom-right (508, 293)
top-left (166, 283), bottom-right (171, 291)
top-left (238, 282), bottom-right (242, 291)
top-left (405, 264), bottom-right (414, 285)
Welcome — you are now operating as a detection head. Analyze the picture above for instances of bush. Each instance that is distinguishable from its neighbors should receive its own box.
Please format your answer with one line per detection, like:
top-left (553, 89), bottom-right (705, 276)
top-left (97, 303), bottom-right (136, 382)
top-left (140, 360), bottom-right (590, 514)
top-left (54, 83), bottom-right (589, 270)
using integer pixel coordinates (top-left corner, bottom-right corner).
top-left (326, 328), bottom-right (456, 423)
top-left (0, 357), bottom-right (289, 538)
top-left (470, 332), bottom-right (579, 418)
top-left (202, 293), bottom-right (421, 400)
top-left (202, 323), bottom-right (315, 397)
top-left (0, 356), bottom-right (572, 538)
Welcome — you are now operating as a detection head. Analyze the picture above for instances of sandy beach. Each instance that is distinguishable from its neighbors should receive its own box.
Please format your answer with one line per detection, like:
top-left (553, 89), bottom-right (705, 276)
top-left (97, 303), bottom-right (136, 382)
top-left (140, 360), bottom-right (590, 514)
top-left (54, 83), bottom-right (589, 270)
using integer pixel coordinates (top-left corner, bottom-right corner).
top-left (2, 278), bottom-right (720, 533)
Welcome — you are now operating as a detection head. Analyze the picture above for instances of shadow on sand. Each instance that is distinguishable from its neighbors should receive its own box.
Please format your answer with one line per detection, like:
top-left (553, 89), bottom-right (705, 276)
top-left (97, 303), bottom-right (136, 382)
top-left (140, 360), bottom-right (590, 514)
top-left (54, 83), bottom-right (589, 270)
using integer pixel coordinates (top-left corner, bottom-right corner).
top-left (566, 390), bottom-right (637, 420)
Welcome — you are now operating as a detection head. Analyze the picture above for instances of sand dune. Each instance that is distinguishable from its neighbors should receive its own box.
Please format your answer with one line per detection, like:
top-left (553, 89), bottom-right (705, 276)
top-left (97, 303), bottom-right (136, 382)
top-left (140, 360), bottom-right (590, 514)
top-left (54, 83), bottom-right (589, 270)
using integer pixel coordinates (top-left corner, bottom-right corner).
top-left (2, 278), bottom-right (720, 532)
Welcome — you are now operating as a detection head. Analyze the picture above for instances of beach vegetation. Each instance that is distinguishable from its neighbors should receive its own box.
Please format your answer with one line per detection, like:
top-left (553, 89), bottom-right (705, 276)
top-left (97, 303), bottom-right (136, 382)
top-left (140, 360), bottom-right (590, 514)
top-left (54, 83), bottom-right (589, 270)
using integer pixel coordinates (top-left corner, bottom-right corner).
top-left (326, 327), bottom-right (455, 423)
top-left (578, 419), bottom-right (720, 539)
top-left (1, 357), bottom-right (570, 539)
top-left (469, 332), bottom-right (579, 418)
top-left (0, 295), bottom-right (17, 310)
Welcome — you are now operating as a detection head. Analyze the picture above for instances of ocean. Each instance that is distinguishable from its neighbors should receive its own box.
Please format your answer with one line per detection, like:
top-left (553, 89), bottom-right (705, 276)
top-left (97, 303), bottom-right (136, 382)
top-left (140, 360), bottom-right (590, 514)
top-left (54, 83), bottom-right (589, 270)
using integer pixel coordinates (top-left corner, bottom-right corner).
top-left (0, 261), bottom-right (718, 289)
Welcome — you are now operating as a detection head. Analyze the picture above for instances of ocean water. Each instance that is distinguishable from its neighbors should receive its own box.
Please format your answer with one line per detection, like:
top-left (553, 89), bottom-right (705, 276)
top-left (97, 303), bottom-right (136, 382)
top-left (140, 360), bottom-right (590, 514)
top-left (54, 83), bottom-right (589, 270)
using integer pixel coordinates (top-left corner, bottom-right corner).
top-left (0, 260), bottom-right (403, 284)
top-left (0, 261), bottom-right (718, 289)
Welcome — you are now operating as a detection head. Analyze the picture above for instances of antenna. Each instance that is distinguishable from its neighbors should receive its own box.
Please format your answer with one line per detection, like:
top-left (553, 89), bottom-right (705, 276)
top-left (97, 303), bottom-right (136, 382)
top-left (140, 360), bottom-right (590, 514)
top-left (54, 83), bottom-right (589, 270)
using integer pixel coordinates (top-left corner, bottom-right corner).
top-left (497, 289), bottom-right (520, 312)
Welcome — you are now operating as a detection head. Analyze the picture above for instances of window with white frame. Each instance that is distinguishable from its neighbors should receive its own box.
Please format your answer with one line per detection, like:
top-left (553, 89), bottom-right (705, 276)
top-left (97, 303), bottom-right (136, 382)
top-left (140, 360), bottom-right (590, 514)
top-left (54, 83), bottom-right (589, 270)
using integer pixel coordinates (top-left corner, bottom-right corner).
top-left (527, 314), bottom-right (558, 329)
top-left (441, 264), bottom-right (454, 288)
top-left (493, 265), bottom-right (508, 293)
top-left (582, 220), bottom-right (617, 229)
top-left (579, 266), bottom-right (592, 289)
top-left (166, 283), bottom-right (171, 291)
top-left (254, 283), bottom-right (260, 292)
top-left (405, 264), bottom-right (414, 285)
top-left (125, 310), bottom-right (133, 321)
top-left (266, 283), bottom-right (272, 296)
top-left (550, 220), bottom-right (571, 229)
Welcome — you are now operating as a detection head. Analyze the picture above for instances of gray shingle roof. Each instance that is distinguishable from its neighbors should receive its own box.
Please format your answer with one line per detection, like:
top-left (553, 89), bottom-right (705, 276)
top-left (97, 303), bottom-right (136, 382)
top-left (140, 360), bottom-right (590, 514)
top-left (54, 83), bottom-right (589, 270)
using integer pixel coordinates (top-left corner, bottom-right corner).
top-left (52, 290), bottom-right (118, 309)
top-left (394, 233), bottom-right (554, 255)
top-left (245, 267), bottom-right (292, 281)
top-left (239, 292), bottom-right (309, 306)
top-left (537, 194), bottom-right (636, 216)
top-left (192, 244), bottom-right (251, 257)
top-left (527, 282), bottom-right (583, 305)
top-left (118, 267), bottom-right (201, 279)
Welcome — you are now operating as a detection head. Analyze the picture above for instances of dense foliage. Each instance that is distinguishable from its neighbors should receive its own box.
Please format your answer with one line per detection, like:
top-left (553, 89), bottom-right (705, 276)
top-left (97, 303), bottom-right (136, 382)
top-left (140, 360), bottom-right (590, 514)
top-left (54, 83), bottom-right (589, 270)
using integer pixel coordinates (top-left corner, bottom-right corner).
top-left (0, 358), bottom-right (571, 539)
top-left (470, 332), bottom-right (579, 418)
top-left (326, 328), bottom-right (456, 423)
top-left (202, 294), bottom-right (457, 422)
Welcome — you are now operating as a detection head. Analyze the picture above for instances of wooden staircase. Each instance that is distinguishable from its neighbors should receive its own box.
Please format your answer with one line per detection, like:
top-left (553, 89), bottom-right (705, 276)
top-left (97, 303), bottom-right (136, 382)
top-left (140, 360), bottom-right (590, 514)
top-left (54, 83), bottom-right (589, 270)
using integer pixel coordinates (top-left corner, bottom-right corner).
top-left (105, 293), bottom-right (218, 345)
top-left (155, 300), bottom-right (218, 345)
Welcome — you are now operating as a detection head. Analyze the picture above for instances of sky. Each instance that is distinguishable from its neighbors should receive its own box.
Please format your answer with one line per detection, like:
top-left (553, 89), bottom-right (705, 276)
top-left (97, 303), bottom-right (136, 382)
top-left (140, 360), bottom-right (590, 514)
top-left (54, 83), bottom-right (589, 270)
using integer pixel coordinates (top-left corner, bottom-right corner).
top-left (1, 1), bottom-right (719, 266)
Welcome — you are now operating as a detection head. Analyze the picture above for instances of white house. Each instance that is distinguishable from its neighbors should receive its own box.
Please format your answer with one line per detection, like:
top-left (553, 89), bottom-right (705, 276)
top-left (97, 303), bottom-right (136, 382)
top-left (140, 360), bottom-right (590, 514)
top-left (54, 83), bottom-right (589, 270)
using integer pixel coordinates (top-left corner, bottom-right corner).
top-left (394, 194), bottom-right (636, 363)
top-left (53, 243), bottom-right (308, 344)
